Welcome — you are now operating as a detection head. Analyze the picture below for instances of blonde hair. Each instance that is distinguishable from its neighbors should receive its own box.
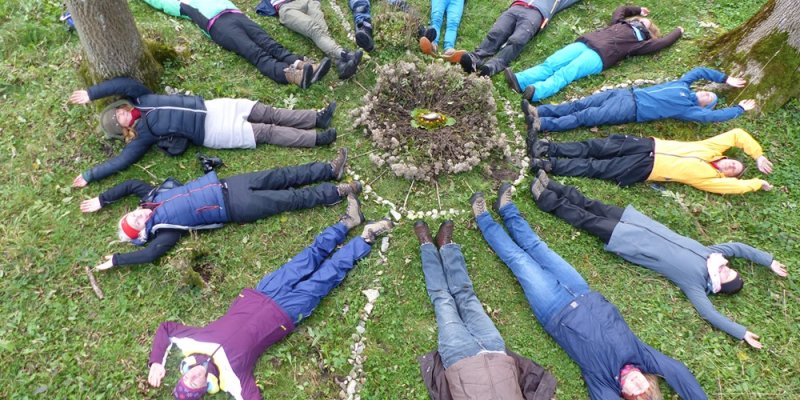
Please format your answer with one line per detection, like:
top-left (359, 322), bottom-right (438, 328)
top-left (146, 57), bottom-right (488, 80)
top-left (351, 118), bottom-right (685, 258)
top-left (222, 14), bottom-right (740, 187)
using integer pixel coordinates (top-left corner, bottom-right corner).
top-left (117, 213), bottom-right (145, 243)
top-left (118, 104), bottom-right (138, 143)
top-left (629, 17), bottom-right (662, 39)
top-left (628, 374), bottom-right (663, 400)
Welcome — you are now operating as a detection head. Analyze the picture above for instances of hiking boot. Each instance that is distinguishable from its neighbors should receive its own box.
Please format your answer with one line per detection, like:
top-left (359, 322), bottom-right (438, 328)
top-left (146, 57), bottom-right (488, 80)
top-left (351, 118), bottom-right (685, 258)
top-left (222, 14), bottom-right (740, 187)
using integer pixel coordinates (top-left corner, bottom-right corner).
top-left (520, 98), bottom-right (539, 130)
top-left (330, 147), bottom-right (348, 180)
top-left (523, 85), bottom-right (535, 102)
top-left (197, 153), bottom-right (224, 173)
top-left (530, 178), bottom-right (546, 200)
top-left (532, 138), bottom-right (549, 159)
top-left (414, 220), bottom-right (433, 245)
top-left (434, 220), bottom-right (454, 247)
top-left (536, 170), bottom-right (550, 188)
top-left (469, 192), bottom-right (487, 217)
top-left (355, 22), bottom-right (374, 52)
top-left (284, 63), bottom-right (313, 89)
top-left (316, 101), bottom-right (337, 129)
top-left (478, 64), bottom-right (494, 77)
top-left (337, 180), bottom-right (363, 197)
top-left (336, 51), bottom-right (362, 80)
top-left (504, 68), bottom-right (521, 93)
top-left (493, 182), bottom-right (514, 212)
top-left (420, 36), bottom-right (437, 55)
top-left (298, 57), bottom-right (332, 84)
top-left (442, 48), bottom-right (466, 64)
top-left (315, 128), bottom-right (337, 146)
top-left (418, 26), bottom-right (436, 41)
top-left (339, 194), bottom-right (365, 230)
top-left (459, 52), bottom-right (479, 74)
top-left (361, 218), bottom-right (394, 244)
top-left (530, 158), bottom-right (552, 174)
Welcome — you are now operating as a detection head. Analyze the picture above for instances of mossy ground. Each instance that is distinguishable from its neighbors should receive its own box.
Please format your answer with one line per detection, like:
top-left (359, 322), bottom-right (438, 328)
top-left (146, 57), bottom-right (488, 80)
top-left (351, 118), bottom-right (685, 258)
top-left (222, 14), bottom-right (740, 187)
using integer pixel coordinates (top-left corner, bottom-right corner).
top-left (0, 0), bottom-right (798, 399)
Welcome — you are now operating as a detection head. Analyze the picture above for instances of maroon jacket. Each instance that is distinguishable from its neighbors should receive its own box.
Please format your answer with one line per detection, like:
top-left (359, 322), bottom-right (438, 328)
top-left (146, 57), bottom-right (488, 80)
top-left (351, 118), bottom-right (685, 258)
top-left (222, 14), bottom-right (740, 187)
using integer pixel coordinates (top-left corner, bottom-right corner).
top-left (577, 5), bottom-right (682, 69)
top-left (418, 350), bottom-right (557, 400)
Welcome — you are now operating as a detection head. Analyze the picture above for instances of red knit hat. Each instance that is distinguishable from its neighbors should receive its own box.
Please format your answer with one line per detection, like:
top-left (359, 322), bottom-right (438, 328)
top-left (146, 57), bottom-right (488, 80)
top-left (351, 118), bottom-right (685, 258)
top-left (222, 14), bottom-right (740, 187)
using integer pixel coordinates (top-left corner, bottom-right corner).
top-left (120, 216), bottom-right (141, 240)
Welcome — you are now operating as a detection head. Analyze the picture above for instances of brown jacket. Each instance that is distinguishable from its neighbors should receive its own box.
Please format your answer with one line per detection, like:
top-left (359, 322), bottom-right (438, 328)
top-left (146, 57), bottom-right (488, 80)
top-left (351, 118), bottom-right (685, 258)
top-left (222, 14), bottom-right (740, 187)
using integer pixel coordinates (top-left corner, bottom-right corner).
top-left (577, 5), bottom-right (682, 69)
top-left (418, 350), bottom-right (557, 400)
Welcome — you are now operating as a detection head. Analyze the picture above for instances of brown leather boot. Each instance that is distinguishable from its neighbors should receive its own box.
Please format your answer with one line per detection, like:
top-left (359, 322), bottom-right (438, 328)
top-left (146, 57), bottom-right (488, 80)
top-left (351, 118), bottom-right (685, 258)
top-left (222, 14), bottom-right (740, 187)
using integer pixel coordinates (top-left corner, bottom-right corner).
top-left (434, 220), bottom-right (454, 247)
top-left (414, 220), bottom-right (433, 245)
top-left (284, 63), bottom-right (313, 89)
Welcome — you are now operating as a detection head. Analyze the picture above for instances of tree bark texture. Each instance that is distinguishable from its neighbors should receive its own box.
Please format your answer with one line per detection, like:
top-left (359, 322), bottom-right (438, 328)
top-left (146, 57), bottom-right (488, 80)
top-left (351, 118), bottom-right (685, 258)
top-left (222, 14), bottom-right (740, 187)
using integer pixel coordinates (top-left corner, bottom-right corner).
top-left (708, 0), bottom-right (800, 112)
top-left (66, 0), bottom-right (161, 88)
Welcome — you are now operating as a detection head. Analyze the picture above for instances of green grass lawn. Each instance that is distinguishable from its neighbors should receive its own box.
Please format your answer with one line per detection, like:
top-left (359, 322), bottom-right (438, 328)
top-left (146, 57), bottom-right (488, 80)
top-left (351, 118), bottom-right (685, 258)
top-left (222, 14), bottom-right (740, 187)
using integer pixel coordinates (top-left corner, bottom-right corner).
top-left (1, 0), bottom-right (798, 398)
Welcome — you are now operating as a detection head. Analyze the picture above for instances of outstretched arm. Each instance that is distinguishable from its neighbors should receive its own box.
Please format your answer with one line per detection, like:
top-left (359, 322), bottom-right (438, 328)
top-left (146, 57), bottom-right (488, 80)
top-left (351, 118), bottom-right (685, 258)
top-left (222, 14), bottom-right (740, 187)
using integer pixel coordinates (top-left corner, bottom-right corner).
top-left (80, 136), bottom-right (153, 184)
top-left (701, 128), bottom-right (764, 159)
top-left (706, 242), bottom-right (773, 267)
top-left (678, 105), bottom-right (745, 123)
top-left (99, 179), bottom-right (155, 207)
top-left (110, 230), bottom-right (184, 267)
top-left (683, 286), bottom-right (746, 339)
top-left (678, 67), bottom-right (728, 85)
top-left (688, 177), bottom-right (766, 194)
top-left (85, 77), bottom-right (153, 101)
top-left (632, 28), bottom-right (683, 56)
top-left (639, 343), bottom-right (708, 399)
top-left (610, 5), bottom-right (642, 24)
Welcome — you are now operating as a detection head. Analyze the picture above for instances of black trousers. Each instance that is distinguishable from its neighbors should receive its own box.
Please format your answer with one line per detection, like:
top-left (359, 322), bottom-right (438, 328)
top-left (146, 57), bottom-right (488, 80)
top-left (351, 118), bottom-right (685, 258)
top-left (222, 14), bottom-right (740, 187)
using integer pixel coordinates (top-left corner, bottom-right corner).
top-left (209, 12), bottom-right (301, 84)
top-left (549, 135), bottom-right (655, 187)
top-left (474, 6), bottom-right (541, 72)
top-left (534, 180), bottom-right (623, 244)
top-left (223, 162), bottom-right (338, 223)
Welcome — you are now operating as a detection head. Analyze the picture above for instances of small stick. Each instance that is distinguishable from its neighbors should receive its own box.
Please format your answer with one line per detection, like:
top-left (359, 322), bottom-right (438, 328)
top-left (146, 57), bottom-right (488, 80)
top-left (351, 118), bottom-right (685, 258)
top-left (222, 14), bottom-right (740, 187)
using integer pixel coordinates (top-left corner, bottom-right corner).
top-left (434, 180), bottom-right (442, 210)
top-left (135, 163), bottom-right (158, 180)
top-left (368, 169), bottom-right (388, 186)
top-left (464, 180), bottom-right (474, 194)
top-left (352, 149), bottom-right (376, 159)
top-left (85, 266), bottom-right (105, 299)
top-left (402, 180), bottom-right (415, 210)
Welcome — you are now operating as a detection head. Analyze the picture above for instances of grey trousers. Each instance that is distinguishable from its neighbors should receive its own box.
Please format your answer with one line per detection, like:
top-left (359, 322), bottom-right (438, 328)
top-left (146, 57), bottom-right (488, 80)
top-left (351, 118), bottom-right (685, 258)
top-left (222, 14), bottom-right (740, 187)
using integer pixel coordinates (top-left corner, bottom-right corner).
top-left (249, 102), bottom-right (317, 147)
top-left (278, 0), bottom-right (344, 60)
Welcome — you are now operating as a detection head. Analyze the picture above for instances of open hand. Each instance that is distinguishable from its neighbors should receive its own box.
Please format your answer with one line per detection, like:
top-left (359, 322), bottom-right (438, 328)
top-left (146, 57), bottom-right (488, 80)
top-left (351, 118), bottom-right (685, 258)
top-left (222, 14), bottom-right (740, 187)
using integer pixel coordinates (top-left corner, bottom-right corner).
top-left (744, 331), bottom-right (762, 349)
top-left (726, 76), bottom-right (747, 87)
top-left (739, 99), bottom-right (756, 111)
top-left (148, 363), bottom-right (166, 387)
top-left (69, 90), bottom-right (90, 104)
top-left (73, 174), bottom-right (88, 188)
top-left (80, 197), bottom-right (102, 213)
top-left (94, 256), bottom-right (114, 271)
top-left (770, 260), bottom-right (788, 277)
top-left (761, 181), bottom-right (773, 191)
top-left (756, 156), bottom-right (773, 174)
top-left (640, 7), bottom-right (650, 16)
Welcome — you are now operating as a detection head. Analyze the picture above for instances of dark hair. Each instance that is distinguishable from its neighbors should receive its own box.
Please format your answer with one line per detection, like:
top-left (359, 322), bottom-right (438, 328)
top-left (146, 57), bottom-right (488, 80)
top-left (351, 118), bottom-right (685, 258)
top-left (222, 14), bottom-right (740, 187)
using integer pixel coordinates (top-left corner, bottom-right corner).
top-left (719, 275), bottom-right (744, 294)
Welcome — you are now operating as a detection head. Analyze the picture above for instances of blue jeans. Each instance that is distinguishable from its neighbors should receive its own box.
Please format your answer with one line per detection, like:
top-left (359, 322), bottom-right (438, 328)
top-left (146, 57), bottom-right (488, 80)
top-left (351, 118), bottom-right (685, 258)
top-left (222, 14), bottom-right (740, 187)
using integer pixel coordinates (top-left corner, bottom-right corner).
top-left (476, 204), bottom-right (590, 325)
top-left (430, 0), bottom-right (464, 50)
top-left (516, 42), bottom-right (603, 102)
top-left (349, 0), bottom-right (371, 27)
top-left (538, 89), bottom-right (637, 131)
top-left (421, 243), bottom-right (505, 368)
top-left (257, 223), bottom-right (372, 324)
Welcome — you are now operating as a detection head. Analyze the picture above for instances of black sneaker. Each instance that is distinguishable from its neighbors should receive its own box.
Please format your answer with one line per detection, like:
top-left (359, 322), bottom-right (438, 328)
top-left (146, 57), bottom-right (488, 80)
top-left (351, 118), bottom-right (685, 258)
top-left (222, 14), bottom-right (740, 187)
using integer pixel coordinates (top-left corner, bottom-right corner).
top-left (523, 85), bottom-right (535, 102)
top-left (469, 192), bottom-right (487, 217)
top-left (315, 128), bottom-right (337, 146)
top-left (530, 158), bottom-right (552, 174)
top-left (459, 52), bottom-right (478, 74)
top-left (316, 101), bottom-right (337, 129)
top-left (311, 57), bottom-right (331, 84)
top-left (336, 53), bottom-right (358, 80)
top-left (355, 22), bottom-right (374, 52)
top-left (504, 68), bottom-right (521, 93)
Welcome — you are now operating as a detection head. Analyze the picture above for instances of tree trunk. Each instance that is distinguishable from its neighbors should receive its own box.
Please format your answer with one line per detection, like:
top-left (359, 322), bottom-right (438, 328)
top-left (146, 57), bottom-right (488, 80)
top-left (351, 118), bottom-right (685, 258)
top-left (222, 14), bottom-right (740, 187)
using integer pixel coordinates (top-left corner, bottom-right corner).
top-left (66, 0), bottom-right (162, 89)
top-left (707, 0), bottom-right (800, 113)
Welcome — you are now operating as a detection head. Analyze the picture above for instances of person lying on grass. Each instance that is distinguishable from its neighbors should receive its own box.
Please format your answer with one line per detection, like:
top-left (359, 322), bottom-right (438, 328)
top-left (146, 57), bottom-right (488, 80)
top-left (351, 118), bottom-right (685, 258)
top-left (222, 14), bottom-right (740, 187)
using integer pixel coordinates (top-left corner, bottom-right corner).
top-left (525, 67), bottom-right (756, 132)
top-left (417, 0), bottom-right (466, 63)
top-left (414, 220), bottom-right (557, 400)
top-left (68, 77), bottom-right (337, 187)
top-left (524, 104), bottom-right (775, 194)
top-left (140, 0), bottom-right (330, 88)
top-left (530, 171), bottom-right (789, 349)
top-left (146, 195), bottom-right (393, 399)
top-left (471, 188), bottom-right (707, 399)
top-left (79, 149), bottom-right (360, 271)
top-left (505, 5), bottom-right (682, 102)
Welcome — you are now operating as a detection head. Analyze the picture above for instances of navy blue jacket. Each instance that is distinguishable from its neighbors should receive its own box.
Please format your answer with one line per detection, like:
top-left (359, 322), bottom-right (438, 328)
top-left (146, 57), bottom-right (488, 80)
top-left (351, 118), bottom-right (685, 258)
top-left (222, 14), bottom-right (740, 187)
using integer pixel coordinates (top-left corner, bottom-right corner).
top-left (634, 68), bottom-right (744, 123)
top-left (544, 291), bottom-right (707, 400)
top-left (83, 77), bottom-right (207, 183)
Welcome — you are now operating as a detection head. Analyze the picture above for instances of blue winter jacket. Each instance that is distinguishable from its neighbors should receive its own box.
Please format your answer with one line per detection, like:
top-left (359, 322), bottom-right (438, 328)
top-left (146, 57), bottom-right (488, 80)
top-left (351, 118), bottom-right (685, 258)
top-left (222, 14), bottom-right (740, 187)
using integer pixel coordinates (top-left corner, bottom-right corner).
top-left (83, 77), bottom-right (207, 183)
top-left (137, 171), bottom-right (229, 245)
top-left (544, 291), bottom-right (708, 400)
top-left (605, 206), bottom-right (773, 339)
top-left (634, 67), bottom-right (745, 123)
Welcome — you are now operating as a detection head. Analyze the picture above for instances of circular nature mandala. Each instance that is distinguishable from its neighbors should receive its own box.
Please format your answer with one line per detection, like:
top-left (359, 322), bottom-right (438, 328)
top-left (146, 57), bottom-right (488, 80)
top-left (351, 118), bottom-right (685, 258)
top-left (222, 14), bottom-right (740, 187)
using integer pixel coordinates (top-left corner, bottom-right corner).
top-left (352, 60), bottom-right (505, 181)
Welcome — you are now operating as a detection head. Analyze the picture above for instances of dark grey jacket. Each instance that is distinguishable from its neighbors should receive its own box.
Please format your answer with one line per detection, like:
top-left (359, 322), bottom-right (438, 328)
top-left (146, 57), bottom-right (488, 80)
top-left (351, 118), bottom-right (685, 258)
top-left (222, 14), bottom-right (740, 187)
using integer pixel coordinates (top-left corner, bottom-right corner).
top-left (605, 206), bottom-right (773, 339)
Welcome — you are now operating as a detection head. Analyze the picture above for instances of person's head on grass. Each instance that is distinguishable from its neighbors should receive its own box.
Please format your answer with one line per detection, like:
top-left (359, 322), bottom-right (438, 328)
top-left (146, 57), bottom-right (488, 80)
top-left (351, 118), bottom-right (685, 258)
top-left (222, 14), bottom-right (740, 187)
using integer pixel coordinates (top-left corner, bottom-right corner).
top-left (715, 158), bottom-right (746, 179)
top-left (172, 356), bottom-right (215, 399)
top-left (627, 17), bottom-right (662, 39)
top-left (117, 208), bottom-right (153, 243)
top-left (100, 100), bottom-right (138, 143)
top-left (620, 365), bottom-right (662, 400)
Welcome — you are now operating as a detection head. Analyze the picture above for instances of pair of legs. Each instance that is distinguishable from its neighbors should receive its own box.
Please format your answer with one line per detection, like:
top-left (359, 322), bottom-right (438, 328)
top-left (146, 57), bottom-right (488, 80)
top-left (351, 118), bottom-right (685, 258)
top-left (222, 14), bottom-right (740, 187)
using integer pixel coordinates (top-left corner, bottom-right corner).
top-left (421, 242), bottom-right (505, 368)
top-left (257, 223), bottom-right (372, 323)
top-left (224, 162), bottom-right (340, 223)
top-left (349, 0), bottom-right (374, 51)
top-left (248, 102), bottom-right (319, 147)
top-left (516, 42), bottom-right (603, 102)
top-left (537, 89), bottom-right (637, 132)
top-left (279, 0), bottom-right (344, 60)
top-left (545, 135), bottom-right (655, 186)
top-left (209, 13), bottom-right (301, 84)
top-left (430, 0), bottom-right (464, 50)
top-left (462, 5), bottom-right (541, 76)
top-left (476, 203), bottom-right (590, 324)
top-left (533, 178), bottom-right (623, 244)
